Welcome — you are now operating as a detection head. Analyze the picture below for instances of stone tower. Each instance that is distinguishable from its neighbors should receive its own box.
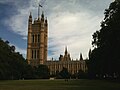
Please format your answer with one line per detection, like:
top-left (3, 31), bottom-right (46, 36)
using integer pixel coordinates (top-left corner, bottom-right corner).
top-left (27, 12), bottom-right (48, 66)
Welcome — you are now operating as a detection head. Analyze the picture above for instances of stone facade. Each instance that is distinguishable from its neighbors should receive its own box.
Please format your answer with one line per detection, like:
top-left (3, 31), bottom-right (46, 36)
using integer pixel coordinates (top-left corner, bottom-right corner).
top-left (46, 47), bottom-right (87, 75)
top-left (27, 12), bottom-right (87, 75)
top-left (27, 12), bottom-right (48, 66)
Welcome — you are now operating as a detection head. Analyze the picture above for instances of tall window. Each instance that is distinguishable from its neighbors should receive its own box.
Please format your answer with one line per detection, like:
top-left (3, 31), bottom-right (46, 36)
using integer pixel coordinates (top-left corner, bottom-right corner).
top-left (34, 50), bottom-right (36, 59)
top-left (31, 50), bottom-right (34, 59)
top-left (31, 49), bottom-right (39, 59)
top-left (32, 35), bottom-right (34, 43)
top-left (38, 34), bottom-right (40, 42)
top-left (35, 35), bottom-right (37, 42)
top-left (37, 50), bottom-right (39, 59)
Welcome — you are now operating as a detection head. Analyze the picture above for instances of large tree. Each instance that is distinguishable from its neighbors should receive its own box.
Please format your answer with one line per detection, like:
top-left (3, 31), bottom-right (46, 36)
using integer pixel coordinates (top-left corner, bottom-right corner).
top-left (0, 38), bottom-right (28, 79)
top-left (89, 0), bottom-right (120, 79)
top-left (0, 38), bottom-right (50, 80)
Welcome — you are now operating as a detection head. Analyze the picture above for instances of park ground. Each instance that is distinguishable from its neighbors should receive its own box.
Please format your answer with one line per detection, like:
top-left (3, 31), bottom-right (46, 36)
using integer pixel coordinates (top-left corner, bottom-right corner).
top-left (0, 79), bottom-right (120, 90)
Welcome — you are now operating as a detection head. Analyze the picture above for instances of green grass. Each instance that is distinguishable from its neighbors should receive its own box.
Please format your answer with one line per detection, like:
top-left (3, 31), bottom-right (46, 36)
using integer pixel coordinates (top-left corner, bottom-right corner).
top-left (0, 79), bottom-right (120, 90)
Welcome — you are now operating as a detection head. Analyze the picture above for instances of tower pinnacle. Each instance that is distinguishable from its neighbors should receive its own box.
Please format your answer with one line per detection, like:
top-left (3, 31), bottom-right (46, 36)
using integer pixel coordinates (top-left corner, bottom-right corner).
top-left (29, 12), bottom-right (32, 17)
top-left (41, 11), bottom-right (44, 17)
top-left (65, 46), bottom-right (68, 55)
top-left (29, 12), bottom-right (32, 22)
top-left (80, 53), bottom-right (83, 60)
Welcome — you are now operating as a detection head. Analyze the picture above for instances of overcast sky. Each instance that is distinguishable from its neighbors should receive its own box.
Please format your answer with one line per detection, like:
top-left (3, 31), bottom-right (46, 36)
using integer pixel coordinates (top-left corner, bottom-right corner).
top-left (0, 0), bottom-right (113, 60)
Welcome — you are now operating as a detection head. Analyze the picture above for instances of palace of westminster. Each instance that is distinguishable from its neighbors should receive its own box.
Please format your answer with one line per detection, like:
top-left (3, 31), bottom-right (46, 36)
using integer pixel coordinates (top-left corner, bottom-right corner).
top-left (27, 10), bottom-right (87, 75)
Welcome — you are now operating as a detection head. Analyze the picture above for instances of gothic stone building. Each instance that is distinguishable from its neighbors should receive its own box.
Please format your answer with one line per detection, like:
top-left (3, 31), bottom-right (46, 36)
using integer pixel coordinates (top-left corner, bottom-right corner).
top-left (46, 47), bottom-right (87, 75)
top-left (27, 12), bottom-right (87, 75)
top-left (27, 12), bottom-right (48, 65)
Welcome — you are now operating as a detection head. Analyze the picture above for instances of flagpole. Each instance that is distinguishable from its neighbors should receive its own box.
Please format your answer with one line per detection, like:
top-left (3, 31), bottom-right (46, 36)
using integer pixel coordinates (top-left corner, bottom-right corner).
top-left (38, 4), bottom-right (40, 18)
top-left (38, 4), bottom-right (42, 19)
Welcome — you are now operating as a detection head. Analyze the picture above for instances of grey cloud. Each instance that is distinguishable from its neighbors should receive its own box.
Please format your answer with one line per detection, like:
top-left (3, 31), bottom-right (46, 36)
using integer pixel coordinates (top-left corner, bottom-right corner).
top-left (0, 0), bottom-right (30, 7)
top-left (42, 0), bottom-right (112, 19)
top-left (76, 0), bottom-right (112, 11)
top-left (1, 0), bottom-right (113, 59)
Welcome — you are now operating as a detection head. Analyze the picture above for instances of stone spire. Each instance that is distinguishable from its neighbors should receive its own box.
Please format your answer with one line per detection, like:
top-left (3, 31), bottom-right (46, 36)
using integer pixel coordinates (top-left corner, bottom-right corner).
top-left (29, 12), bottom-right (32, 22)
top-left (45, 17), bottom-right (48, 26)
top-left (65, 46), bottom-right (68, 55)
top-left (80, 53), bottom-right (83, 61)
top-left (41, 11), bottom-right (44, 21)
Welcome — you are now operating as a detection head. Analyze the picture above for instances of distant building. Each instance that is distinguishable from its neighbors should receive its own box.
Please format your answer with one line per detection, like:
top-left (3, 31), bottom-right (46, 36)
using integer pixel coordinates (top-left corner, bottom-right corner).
top-left (46, 47), bottom-right (87, 75)
top-left (27, 12), bottom-right (87, 75)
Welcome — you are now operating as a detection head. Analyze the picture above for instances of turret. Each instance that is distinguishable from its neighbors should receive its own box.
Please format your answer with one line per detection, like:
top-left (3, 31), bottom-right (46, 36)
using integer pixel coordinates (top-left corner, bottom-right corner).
top-left (65, 46), bottom-right (68, 55)
top-left (27, 12), bottom-right (33, 64)
top-left (44, 17), bottom-right (48, 62)
top-left (44, 17), bottom-right (48, 31)
top-left (80, 53), bottom-right (83, 61)
top-left (28, 12), bottom-right (32, 30)
top-left (29, 12), bottom-right (32, 23)
top-left (59, 54), bottom-right (64, 61)
top-left (41, 11), bottom-right (44, 21)
top-left (63, 47), bottom-right (71, 61)
top-left (45, 17), bottom-right (48, 26)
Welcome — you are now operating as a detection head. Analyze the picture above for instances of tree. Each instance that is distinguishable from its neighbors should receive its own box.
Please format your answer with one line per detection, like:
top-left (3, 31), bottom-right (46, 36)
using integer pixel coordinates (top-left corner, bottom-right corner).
top-left (58, 67), bottom-right (70, 79)
top-left (10, 46), bottom-right (15, 52)
top-left (36, 65), bottom-right (50, 79)
top-left (89, 0), bottom-right (120, 79)
top-left (77, 70), bottom-right (85, 79)
top-left (0, 38), bottom-right (50, 80)
top-left (0, 38), bottom-right (30, 80)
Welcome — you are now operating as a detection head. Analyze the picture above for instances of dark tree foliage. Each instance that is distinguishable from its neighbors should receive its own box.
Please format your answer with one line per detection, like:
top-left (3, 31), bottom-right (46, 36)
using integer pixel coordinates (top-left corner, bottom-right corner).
top-left (0, 38), bottom-right (50, 80)
top-left (77, 70), bottom-right (88, 79)
top-left (89, 0), bottom-right (120, 79)
top-left (0, 38), bottom-right (27, 80)
top-left (57, 67), bottom-right (70, 79)
top-left (36, 65), bottom-right (50, 79)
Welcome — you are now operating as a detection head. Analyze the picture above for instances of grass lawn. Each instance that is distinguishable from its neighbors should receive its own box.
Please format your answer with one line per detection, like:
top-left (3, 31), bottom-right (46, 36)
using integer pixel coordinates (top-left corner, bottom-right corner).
top-left (0, 79), bottom-right (120, 90)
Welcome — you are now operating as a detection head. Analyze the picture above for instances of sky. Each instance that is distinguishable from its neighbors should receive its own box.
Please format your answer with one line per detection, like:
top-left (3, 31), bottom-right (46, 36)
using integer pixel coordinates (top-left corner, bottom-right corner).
top-left (0, 0), bottom-right (113, 60)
